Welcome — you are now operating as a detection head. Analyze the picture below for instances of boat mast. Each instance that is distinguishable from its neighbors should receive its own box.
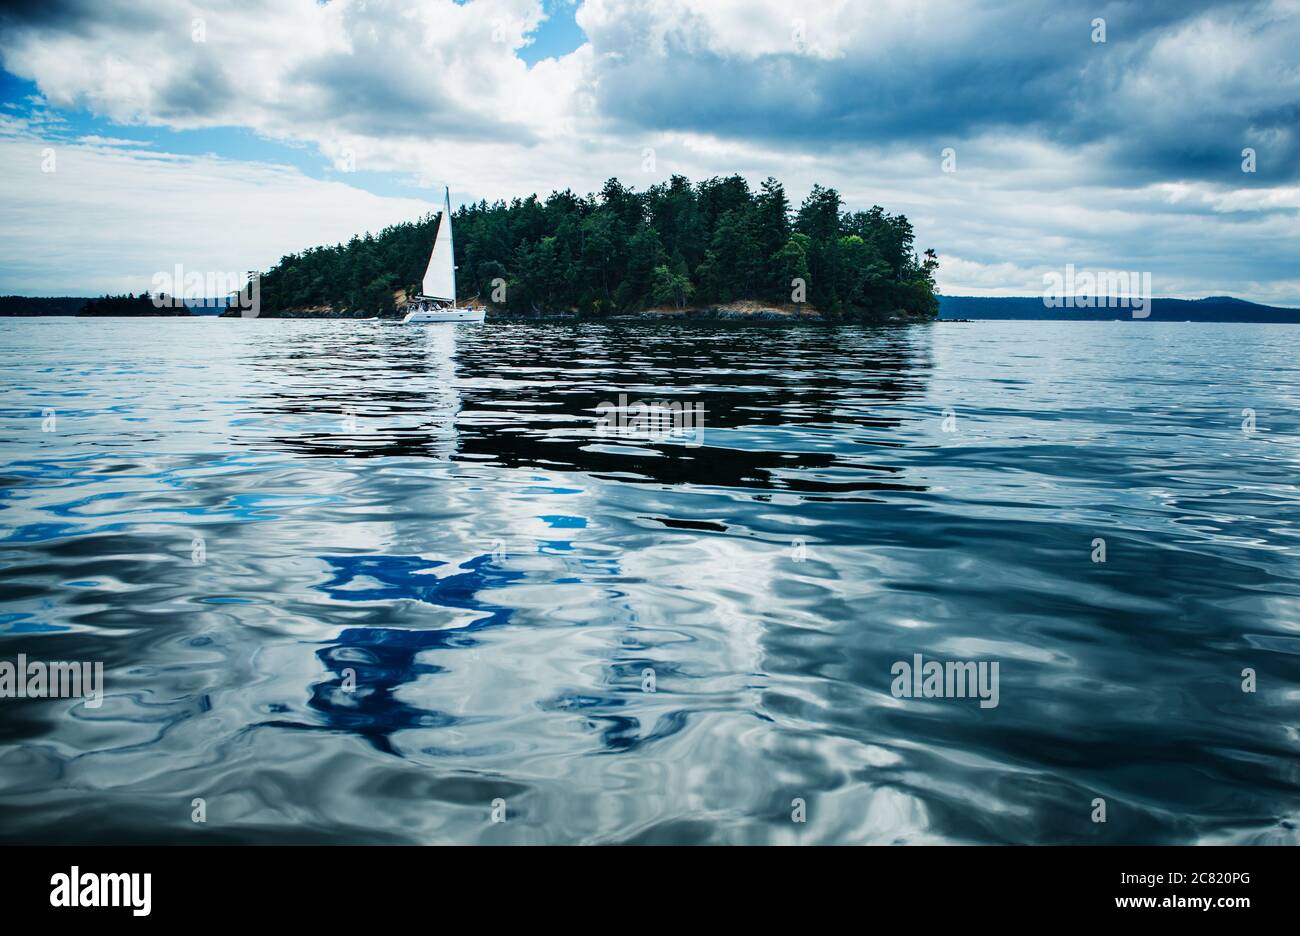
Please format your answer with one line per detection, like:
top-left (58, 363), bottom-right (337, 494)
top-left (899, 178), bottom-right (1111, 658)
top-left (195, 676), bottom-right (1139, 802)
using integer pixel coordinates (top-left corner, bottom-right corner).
top-left (446, 186), bottom-right (456, 309)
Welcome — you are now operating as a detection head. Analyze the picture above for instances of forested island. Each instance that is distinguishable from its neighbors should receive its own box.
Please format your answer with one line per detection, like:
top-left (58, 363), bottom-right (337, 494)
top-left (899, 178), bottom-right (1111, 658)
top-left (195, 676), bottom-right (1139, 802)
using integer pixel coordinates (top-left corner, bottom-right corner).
top-left (242, 175), bottom-right (939, 321)
top-left (0, 296), bottom-right (87, 316)
top-left (0, 294), bottom-right (192, 316)
top-left (77, 294), bottom-right (191, 316)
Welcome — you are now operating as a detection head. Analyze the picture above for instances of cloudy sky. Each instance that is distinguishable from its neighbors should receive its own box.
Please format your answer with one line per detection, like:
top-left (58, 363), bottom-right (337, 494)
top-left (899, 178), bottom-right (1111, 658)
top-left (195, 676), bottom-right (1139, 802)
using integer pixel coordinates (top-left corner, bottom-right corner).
top-left (1, 0), bottom-right (1298, 303)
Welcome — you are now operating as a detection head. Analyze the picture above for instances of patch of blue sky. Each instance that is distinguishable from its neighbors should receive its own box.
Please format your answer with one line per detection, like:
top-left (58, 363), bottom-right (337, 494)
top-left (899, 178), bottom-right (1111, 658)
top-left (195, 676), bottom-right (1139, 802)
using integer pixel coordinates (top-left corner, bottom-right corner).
top-left (0, 4), bottom-right (586, 200)
top-left (517, 0), bottom-right (585, 65)
top-left (2, 70), bottom-right (450, 201)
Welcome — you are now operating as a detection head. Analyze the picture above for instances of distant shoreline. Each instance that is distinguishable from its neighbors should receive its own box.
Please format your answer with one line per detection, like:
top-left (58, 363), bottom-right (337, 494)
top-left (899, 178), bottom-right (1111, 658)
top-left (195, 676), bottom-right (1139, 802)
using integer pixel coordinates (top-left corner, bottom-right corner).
top-left (6, 294), bottom-right (1300, 324)
top-left (937, 295), bottom-right (1300, 323)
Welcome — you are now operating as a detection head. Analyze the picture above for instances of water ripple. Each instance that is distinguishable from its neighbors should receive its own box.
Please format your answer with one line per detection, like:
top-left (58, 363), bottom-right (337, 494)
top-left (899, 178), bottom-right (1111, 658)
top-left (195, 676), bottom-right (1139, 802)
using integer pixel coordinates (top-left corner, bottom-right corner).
top-left (1, 318), bottom-right (1298, 843)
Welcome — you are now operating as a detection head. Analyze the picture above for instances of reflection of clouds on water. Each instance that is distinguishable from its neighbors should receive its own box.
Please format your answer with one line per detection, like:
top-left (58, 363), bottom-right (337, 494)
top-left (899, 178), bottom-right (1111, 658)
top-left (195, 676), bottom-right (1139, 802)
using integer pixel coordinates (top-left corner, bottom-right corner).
top-left (20, 319), bottom-right (1300, 843)
top-left (275, 553), bottom-right (524, 754)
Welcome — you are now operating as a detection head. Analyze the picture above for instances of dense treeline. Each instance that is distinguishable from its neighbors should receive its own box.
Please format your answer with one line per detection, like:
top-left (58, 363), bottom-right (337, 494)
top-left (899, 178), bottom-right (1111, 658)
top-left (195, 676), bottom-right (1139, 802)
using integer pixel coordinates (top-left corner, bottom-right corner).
top-left (78, 293), bottom-right (191, 316)
top-left (256, 175), bottom-right (939, 319)
top-left (0, 296), bottom-right (88, 316)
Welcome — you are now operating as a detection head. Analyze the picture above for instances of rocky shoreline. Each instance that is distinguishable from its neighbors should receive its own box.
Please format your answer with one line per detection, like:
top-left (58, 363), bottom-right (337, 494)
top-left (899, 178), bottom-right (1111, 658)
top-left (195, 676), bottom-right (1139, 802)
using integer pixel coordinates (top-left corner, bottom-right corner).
top-left (225, 300), bottom-right (927, 324)
top-left (616, 303), bottom-right (915, 323)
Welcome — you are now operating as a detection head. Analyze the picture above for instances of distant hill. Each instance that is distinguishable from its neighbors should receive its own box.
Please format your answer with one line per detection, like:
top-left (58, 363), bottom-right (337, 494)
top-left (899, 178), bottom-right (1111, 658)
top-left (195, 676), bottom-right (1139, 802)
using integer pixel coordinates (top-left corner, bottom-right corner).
top-left (938, 295), bottom-right (1300, 323)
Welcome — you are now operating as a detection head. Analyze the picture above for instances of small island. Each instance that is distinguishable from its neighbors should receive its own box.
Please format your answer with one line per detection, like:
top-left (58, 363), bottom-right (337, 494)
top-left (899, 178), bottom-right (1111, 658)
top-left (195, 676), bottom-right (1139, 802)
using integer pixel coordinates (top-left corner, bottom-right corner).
top-left (77, 293), bottom-right (192, 316)
top-left (226, 175), bottom-right (939, 322)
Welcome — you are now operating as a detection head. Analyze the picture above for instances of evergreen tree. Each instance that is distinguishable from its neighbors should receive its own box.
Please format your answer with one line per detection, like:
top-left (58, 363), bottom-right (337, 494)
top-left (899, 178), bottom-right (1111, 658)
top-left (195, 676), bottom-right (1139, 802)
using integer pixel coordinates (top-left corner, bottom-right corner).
top-left (772, 233), bottom-right (812, 304)
top-left (754, 177), bottom-right (792, 298)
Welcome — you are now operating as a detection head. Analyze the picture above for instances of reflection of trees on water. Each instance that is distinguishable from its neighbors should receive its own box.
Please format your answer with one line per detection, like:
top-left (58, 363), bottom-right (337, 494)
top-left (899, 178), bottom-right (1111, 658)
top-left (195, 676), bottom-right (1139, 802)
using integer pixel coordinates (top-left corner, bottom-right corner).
top-left (452, 325), bottom-right (934, 495)
top-left (233, 323), bottom-right (935, 494)
top-left (232, 324), bottom-right (461, 459)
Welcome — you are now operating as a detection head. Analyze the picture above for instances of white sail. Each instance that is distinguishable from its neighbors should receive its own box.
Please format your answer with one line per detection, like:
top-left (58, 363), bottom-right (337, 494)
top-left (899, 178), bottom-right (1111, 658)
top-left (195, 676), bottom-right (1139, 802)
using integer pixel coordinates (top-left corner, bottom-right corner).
top-left (420, 187), bottom-right (455, 302)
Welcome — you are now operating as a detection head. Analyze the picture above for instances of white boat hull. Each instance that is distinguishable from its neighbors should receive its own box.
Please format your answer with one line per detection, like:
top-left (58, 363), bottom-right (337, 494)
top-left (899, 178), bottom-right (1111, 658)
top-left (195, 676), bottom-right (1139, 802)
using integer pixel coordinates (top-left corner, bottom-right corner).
top-left (401, 307), bottom-right (485, 324)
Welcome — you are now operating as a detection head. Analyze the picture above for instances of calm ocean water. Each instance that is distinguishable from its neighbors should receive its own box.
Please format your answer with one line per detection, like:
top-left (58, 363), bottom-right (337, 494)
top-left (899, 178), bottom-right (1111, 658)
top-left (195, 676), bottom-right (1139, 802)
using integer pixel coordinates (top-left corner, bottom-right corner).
top-left (1, 318), bottom-right (1298, 844)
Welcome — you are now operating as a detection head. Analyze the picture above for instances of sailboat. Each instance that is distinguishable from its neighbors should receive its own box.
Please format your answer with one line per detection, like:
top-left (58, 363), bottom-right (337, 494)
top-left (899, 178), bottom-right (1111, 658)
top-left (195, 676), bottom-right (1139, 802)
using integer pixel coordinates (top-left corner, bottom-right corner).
top-left (401, 186), bottom-right (486, 324)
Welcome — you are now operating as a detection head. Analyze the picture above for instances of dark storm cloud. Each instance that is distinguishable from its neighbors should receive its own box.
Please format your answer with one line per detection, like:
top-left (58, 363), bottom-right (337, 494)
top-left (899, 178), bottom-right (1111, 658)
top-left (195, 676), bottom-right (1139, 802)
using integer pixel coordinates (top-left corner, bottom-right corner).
top-left (0, 0), bottom-right (165, 40)
top-left (583, 0), bottom-right (1300, 183)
